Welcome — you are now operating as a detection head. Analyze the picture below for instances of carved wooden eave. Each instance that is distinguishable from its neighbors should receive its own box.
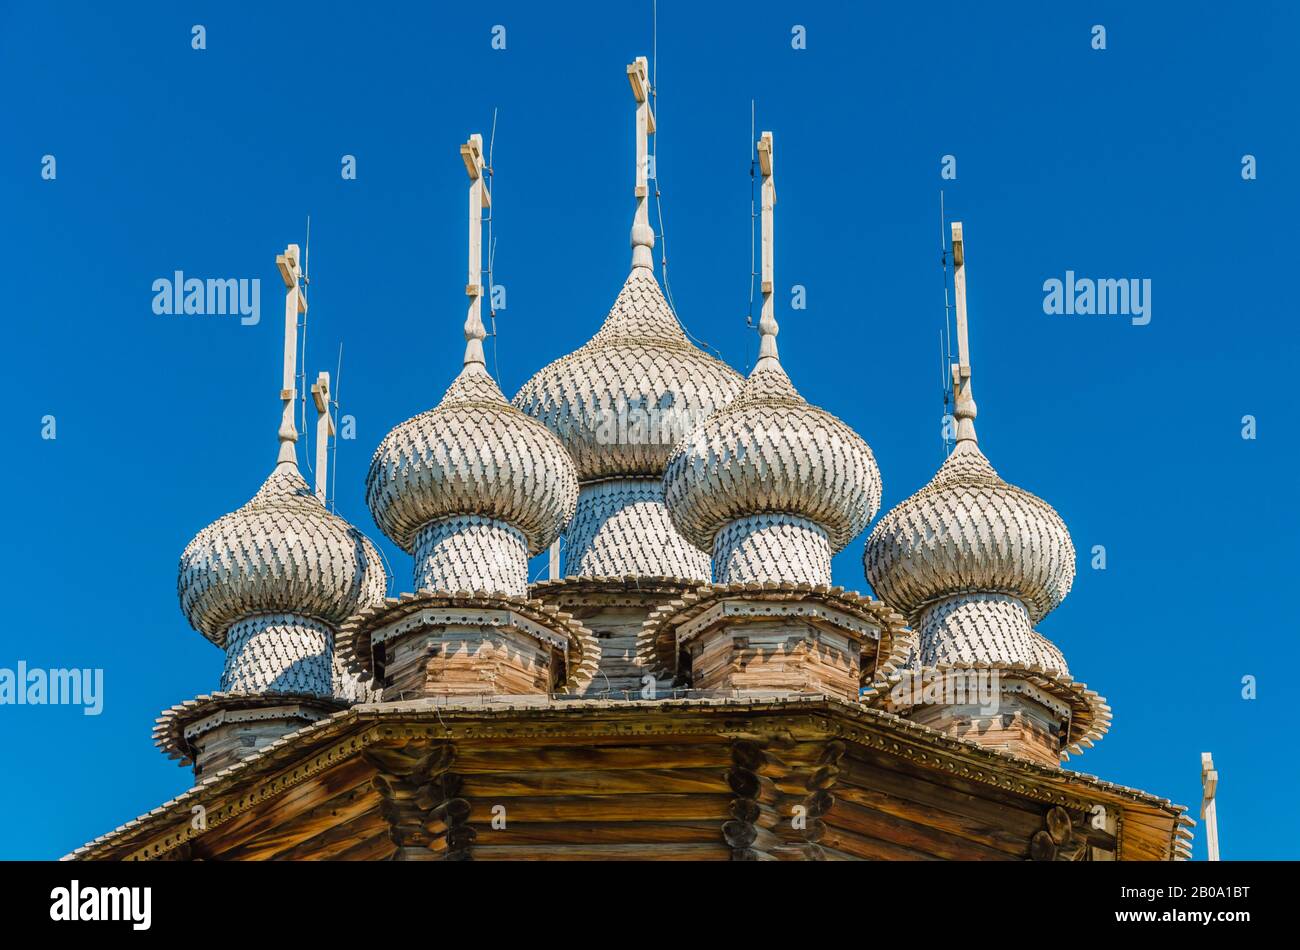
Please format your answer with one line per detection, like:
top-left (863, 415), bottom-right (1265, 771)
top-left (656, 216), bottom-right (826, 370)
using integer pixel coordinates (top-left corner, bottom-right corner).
top-left (68, 696), bottom-right (1191, 862)
top-left (638, 582), bottom-right (913, 691)
top-left (339, 589), bottom-right (601, 696)
top-left (153, 690), bottom-right (347, 767)
top-left (860, 662), bottom-right (1113, 762)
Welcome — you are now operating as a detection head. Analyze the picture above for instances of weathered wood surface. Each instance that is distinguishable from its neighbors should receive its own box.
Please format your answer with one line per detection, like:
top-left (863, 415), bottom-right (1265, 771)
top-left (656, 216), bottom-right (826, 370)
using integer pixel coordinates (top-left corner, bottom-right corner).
top-left (687, 621), bottom-right (861, 700)
top-left (382, 625), bottom-right (553, 699)
top-left (908, 694), bottom-right (1063, 769)
top-left (82, 698), bottom-right (1179, 862)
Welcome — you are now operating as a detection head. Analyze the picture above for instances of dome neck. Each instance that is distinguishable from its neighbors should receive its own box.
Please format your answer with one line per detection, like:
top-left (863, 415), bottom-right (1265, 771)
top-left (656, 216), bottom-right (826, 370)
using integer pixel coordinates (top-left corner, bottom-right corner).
top-left (714, 514), bottom-right (830, 586)
top-left (627, 56), bottom-right (656, 272)
top-left (221, 613), bottom-right (335, 695)
top-left (414, 515), bottom-right (528, 597)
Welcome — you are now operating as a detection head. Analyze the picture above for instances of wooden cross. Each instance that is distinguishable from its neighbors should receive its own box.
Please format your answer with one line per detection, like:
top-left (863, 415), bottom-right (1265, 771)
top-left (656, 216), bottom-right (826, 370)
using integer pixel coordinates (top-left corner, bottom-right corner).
top-left (1200, 752), bottom-right (1220, 860)
top-left (459, 133), bottom-right (490, 366)
top-left (310, 371), bottom-right (334, 503)
top-left (626, 56), bottom-right (656, 269)
top-left (274, 243), bottom-right (308, 466)
top-left (949, 222), bottom-right (978, 444)
top-left (755, 132), bottom-right (779, 369)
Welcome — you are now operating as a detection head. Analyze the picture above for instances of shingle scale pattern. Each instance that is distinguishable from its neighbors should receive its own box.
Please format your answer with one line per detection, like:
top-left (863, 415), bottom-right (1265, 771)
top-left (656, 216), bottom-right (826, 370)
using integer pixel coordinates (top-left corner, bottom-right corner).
top-left (916, 592), bottom-right (1070, 676)
top-left (220, 613), bottom-right (334, 696)
top-left (367, 362), bottom-right (578, 559)
top-left (865, 440), bottom-right (1074, 625)
top-left (713, 513), bottom-right (831, 585)
top-left (664, 363), bottom-right (882, 554)
top-left (564, 478), bottom-right (711, 580)
top-left (413, 514), bottom-right (529, 597)
top-left (178, 466), bottom-right (388, 647)
top-left (513, 268), bottom-right (744, 482)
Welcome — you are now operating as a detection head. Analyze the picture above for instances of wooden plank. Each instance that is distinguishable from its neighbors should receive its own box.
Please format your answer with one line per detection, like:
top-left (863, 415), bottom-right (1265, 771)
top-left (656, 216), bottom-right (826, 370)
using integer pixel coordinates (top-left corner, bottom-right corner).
top-left (450, 742), bottom-right (730, 774)
top-left (209, 778), bottom-right (379, 861)
top-left (465, 793), bottom-right (732, 823)
top-left (826, 797), bottom-right (1017, 861)
top-left (471, 820), bottom-right (722, 847)
top-left (461, 767), bottom-right (727, 798)
top-left (474, 843), bottom-right (730, 861)
top-left (197, 756), bottom-right (377, 857)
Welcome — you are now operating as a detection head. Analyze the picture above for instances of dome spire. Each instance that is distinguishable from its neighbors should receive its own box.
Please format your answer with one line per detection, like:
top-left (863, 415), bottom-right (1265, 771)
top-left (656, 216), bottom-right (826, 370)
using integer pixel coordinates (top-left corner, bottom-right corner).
top-left (274, 244), bottom-right (308, 469)
top-left (626, 56), bottom-right (656, 271)
top-left (950, 221), bottom-right (978, 445)
top-left (663, 129), bottom-right (881, 587)
top-left (460, 133), bottom-right (490, 367)
top-left (755, 131), bottom-right (780, 370)
top-left (310, 370), bottom-right (334, 503)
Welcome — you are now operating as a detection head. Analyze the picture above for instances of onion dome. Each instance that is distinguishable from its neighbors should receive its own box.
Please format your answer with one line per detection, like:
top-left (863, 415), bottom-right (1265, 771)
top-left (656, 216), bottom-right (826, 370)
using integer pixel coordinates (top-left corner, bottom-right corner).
top-left (864, 440), bottom-right (1074, 628)
top-left (512, 266), bottom-right (743, 481)
top-left (366, 132), bottom-right (579, 597)
top-left (865, 221), bottom-right (1074, 670)
top-left (178, 464), bottom-right (388, 647)
top-left (664, 361), bottom-right (882, 557)
top-left (366, 361), bottom-right (579, 558)
top-left (663, 131), bottom-right (878, 586)
top-left (509, 59), bottom-right (743, 583)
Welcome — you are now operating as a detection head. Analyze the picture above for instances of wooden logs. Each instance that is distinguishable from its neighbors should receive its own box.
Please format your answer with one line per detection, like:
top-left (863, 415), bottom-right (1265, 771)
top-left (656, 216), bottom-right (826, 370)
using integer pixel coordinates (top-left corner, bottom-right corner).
top-left (1029, 804), bottom-right (1115, 861)
top-left (686, 619), bottom-right (864, 700)
top-left (366, 741), bottom-right (470, 860)
top-left (724, 740), bottom-right (779, 861)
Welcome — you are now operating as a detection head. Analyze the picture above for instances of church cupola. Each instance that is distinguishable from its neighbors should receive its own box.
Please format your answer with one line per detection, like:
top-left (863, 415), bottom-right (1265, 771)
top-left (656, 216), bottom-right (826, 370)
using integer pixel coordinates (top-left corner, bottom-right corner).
top-left (640, 132), bottom-right (907, 702)
top-left (161, 241), bottom-right (389, 778)
top-left (339, 135), bottom-right (598, 715)
top-left (663, 133), bottom-right (881, 586)
top-left (512, 56), bottom-right (743, 581)
top-left (365, 136), bottom-right (578, 598)
top-left (862, 223), bottom-right (1109, 767)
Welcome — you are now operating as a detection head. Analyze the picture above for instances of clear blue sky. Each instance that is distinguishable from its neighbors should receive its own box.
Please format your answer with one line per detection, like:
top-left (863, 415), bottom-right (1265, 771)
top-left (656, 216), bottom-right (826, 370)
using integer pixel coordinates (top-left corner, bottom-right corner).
top-left (2, 1), bottom-right (1295, 859)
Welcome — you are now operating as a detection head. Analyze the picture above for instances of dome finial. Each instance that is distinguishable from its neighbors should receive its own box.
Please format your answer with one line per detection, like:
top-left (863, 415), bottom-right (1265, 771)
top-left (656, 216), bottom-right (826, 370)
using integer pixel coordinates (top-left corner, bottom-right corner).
top-left (626, 56), bottom-right (656, 271)
top-left (756, 131), bottom-right (779, 370)
top-left (950, 221), bottom-right (978, 445)
top-left (309, 370), bottom-right (334, 503)
top-left (274, 243), bottom-right (308, 470)
top-left (460, 133), bottom-right (490, 367)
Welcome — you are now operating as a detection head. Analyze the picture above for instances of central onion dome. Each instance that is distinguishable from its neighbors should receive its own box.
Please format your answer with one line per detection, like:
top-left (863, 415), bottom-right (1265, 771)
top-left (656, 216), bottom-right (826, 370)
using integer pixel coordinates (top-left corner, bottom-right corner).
top-left (513, 268), bottom-right (743, 580)
top-left (367, 361), bottom-right (579, 596)
top-left (513, 268), bottom-right (743, 481)
top-left (664, 362), bottom-right (881, 584)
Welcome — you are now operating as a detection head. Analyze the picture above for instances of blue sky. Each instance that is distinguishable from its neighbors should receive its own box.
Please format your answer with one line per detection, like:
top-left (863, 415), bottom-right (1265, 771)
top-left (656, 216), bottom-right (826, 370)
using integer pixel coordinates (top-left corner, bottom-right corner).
top-left (1, 1), bottom-right (1295, 859)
